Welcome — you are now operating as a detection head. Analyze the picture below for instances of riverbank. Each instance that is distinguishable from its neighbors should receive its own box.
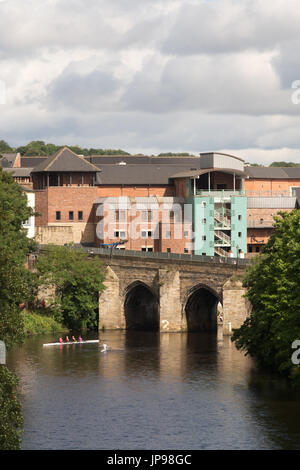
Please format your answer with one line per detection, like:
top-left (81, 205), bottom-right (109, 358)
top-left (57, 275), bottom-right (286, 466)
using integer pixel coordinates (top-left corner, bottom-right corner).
top-left (21, 309), bottom-right (68, 336)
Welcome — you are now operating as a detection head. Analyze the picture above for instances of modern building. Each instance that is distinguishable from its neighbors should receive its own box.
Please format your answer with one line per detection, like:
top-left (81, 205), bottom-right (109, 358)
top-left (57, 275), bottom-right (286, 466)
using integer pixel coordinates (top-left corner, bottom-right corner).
top-left (2, 146), bottom-right (299, 256)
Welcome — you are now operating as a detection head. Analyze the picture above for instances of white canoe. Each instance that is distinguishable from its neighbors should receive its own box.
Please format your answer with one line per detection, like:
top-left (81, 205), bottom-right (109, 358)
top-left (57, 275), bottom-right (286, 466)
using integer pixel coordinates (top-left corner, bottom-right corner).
top-left (43, 340), bottom-right (99, 347)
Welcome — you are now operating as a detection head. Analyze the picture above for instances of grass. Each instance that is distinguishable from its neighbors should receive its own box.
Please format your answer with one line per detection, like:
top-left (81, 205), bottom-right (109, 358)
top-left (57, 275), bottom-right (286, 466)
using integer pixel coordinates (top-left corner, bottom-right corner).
top-left (21, 309), bottom-right (68, 336)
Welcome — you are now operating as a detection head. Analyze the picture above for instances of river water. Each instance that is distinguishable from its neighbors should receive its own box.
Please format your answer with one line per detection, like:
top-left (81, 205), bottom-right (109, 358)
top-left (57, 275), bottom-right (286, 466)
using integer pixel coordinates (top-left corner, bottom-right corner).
top-left (6, 330), bottom-right (300, 450)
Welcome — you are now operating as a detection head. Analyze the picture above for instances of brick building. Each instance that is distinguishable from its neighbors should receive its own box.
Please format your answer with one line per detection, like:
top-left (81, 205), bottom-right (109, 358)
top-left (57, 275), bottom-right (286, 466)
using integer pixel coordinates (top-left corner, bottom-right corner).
top-left (1, 147), bottom-right (299, 257)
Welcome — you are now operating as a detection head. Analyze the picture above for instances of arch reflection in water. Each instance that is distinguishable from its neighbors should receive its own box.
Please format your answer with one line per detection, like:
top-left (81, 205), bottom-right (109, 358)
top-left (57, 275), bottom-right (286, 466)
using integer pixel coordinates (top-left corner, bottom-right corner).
top-left (124, 282), bottom-right (159, 331)
top-left (185, 285), bottom-right (219, 332)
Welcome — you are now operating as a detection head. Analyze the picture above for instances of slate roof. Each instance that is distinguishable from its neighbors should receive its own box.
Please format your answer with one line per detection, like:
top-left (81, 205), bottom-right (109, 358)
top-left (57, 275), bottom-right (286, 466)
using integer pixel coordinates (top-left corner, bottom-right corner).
top-left (86, 155), bottom-right (201, 166)
top-left (3, 167), bottom-right (33, 177)
top-left (21, 157), bottom-right (48, 168)
top-left (245, 167), bottom-right (300, 179)
top-left (0, 153), bottom-right (19, 168)
top-left (95, 164), bottom-right (196, 185)
top-left (31, 147), bottom-right (100, 173)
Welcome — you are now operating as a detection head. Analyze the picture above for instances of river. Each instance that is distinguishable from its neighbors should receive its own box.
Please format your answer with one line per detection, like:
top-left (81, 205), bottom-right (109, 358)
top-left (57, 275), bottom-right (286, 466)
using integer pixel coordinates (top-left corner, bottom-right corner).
top-left (6, 330), bottom-right (300, 450)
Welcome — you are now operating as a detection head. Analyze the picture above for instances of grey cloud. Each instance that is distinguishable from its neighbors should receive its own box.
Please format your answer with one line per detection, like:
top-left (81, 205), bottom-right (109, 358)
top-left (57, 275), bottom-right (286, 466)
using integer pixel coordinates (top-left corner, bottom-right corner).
top-left (161, 1), bottom-right (300, 56)
top-left (122, 54), bottom-right (296, 116)
top-left (46, 68), bottom-right (122, 111)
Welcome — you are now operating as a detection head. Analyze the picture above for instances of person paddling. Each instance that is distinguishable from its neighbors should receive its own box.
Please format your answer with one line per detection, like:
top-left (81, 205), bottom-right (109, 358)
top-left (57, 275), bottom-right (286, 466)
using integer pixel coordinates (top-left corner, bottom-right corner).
top-left (101, 343), bottom-right (108, 352)
top-left (65, 336), bottom-right (70, 343)
top-left (59, 337), bottom-right (63, 344)
top-left (78, 336), bottom-right (83, 342)
top-left (72, 336), bottom-right (77, 342)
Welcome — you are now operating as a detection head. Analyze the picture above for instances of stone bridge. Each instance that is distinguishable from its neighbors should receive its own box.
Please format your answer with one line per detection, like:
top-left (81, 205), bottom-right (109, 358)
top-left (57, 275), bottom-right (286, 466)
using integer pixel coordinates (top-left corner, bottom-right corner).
top-left (86, 249), bottom-right (252, 334)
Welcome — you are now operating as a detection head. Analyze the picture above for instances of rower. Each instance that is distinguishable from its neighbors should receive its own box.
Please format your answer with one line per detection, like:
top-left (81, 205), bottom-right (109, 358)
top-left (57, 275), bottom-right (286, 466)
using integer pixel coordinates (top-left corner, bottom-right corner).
top-left (101, 343), bottom-right (108, 352)
top-left (65, 336), bottom-right (70, 343)
top-left (59, 337), bottom-right (63, 344)
top-left (78, 336), bottom-right (83, 342)
top-left (72, 336), bottom-right (77, 342)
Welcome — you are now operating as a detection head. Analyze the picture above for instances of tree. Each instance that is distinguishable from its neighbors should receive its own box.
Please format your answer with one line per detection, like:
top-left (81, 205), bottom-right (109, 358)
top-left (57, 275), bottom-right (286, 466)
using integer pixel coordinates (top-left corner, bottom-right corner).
top-left (0, 167), bottom-right (36, 348)
top-left (232, 210), bottom-right (300, 386)
top-left (0, 367), bottom-right (23, 450)
top-left (269, 161), bottom-right (300, 167)
top-left (36, 245), bottom-right (106, 331)
top-left (0, 139), bottom-right (13, 154)
top-left (0, 167), bottom-right (36, 449)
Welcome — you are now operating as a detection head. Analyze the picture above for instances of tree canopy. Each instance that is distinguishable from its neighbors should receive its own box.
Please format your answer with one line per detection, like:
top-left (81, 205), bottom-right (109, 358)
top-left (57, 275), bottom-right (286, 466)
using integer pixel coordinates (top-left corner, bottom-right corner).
top-left (0, 167), bottom-right (36, 348)
top-left (269, 161), bottom-right (300, 167)
top-left (232, 210), bottom-right (300, 386)
top-left (0, 167), bottom-right (36, 449)
top-left (36, 245), bottom-right (106, 331)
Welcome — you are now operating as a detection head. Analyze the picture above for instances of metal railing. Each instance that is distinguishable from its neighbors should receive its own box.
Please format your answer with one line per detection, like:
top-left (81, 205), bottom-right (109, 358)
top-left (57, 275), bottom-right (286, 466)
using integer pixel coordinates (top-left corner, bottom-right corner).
top-left (214, 211), bottom-right (231, 228)
top-left (215, 230), bottom-right (231, 244)
top-left (71, 245), bottom-right (251, 265)
top-left (196, 189), bottom-right (245, 197)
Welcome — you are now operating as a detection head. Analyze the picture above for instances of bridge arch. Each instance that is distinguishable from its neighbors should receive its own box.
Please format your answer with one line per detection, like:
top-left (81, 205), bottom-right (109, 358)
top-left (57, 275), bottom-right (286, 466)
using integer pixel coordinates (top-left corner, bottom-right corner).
top-left (184, 284), bottom-right (220, 332)
top-left (124, 281), bottom-right (160, 331)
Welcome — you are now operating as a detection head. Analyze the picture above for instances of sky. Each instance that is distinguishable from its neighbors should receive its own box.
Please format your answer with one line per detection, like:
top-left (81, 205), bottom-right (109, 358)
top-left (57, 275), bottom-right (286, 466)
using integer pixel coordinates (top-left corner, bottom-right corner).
top-left (0, 0), bottom-right (300, 165)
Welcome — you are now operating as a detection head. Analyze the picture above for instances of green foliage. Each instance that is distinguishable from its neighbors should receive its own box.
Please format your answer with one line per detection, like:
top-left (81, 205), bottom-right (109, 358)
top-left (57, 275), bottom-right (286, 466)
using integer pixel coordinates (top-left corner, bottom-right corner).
top-left (0, 366), bottom-right (23, 450)
top-left (0, 167), bottom-right (37, 450)
top-left (11, 140), bottom-right (131, 157)
top-left (21, 310), bottom-right (67, 336)
top-left (36, 245), bottom-right (106, 331)
top-left (0, 139), bottom-right (13, 154)
top-left (232, 210), bottom-right (300, 386)
top-left (0, 167), bottom-right (36, 349)
top-left (269, 161), bottom-right (300, 167)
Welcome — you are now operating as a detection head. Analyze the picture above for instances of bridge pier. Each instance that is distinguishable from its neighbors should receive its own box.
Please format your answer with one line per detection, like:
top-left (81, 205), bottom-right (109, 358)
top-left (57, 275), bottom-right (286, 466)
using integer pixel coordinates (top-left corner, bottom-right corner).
top-left (159, 269), bottom-right (184, 332)
top-left (98, 257), bottom-right (250, 333)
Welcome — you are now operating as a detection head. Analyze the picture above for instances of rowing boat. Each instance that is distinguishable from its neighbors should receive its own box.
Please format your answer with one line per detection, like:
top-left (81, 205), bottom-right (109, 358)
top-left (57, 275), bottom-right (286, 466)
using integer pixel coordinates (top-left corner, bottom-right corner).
top-left (43, 340), bottom-right (99, 347)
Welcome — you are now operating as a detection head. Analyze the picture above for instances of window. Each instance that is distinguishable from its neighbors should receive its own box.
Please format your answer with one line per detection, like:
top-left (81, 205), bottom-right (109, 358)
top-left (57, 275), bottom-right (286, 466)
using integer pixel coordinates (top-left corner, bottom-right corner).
top-left (56, 211), bottom-right (61, 221)
top-left (169, 211), bottom-right (174, 220)
top-left (166, 248), bottom-right (171, 253)
top-left (238, 232), bottom-right (242, 237)
top-left (291, 186), bottom-right (300, 196)
top-left (78, 211), bottom-right (83, 221)
top-left (217, 184), bottom-right (227, 190)
top-left (114, 210), bottom-right (126, 222)
top-left (69, 211), bottom-right (74, 221)
top-left (119, 231), bottom-right (126, 239)
top-left (202, 218), bottom-right (206, 224)
top-left (142, 230), bottom-right (152, 239)
top-left (184, 231), bottom-right (189, 238)
top-left (142, 247), bottom-right (153, 252)
top-left (166, 231), bottom-right (171, 238)
top-left (256, 246), bottom-right (260, 253)
top-left (202, 235), bottom-right (206, 241)
top-left (238, 215), bottom-right (242, 221)
top-left (114, 231), bottom-right (119, 238)
top-left (202, 202), bottom-right (207, 208)
top-left (249, 246), bottom-right (253, 253)
top-left (184, 248), bottom-right (189, 253)
top-left (141, 210), bottom-right (152, 222)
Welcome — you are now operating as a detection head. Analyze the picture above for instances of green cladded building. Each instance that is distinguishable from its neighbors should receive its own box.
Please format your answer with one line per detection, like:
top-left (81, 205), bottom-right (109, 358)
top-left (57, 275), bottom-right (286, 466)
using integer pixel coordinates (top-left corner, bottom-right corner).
top-left (173, 152), bottom-right (247, 258)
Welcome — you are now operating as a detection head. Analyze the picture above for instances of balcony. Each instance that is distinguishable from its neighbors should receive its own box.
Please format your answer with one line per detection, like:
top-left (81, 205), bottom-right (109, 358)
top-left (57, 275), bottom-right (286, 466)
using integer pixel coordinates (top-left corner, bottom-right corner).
top-left (196, 189), bottom-right (245, 198)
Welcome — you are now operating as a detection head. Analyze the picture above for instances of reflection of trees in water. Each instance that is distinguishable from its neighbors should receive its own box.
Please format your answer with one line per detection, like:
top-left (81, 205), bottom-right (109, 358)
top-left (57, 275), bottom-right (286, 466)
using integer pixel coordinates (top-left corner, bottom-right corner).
top-left (246, 368), bottom-right (300, 450)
